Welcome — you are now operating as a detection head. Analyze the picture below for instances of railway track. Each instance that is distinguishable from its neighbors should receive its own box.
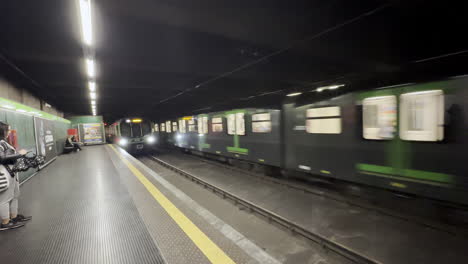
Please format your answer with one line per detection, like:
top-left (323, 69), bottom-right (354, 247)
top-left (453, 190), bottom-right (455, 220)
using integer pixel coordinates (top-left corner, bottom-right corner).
top-left (148, 154), bottom-right (379, 264)
top-left (154, 150), bottom-right (468, 238)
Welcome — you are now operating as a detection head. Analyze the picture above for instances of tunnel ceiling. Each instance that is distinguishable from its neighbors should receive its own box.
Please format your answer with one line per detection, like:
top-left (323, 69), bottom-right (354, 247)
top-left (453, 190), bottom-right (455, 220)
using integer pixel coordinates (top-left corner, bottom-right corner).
top-left (1, 0), bottom-right (467, 122)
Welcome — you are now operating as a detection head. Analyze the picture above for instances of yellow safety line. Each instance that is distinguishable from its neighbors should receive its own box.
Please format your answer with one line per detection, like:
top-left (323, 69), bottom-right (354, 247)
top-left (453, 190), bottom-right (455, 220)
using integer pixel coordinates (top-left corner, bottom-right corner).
top-left (109, 145), bottom-right (236, 264)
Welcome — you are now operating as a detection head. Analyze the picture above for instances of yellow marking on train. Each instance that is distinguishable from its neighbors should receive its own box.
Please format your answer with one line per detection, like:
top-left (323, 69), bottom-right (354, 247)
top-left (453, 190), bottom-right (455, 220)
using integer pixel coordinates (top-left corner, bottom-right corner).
top-left (390, 182), bottom-right (407, 188)
top-left (132, 118), bottom-right (142, 123)
top-left (109, 145), bottom-right (236, 264)
top-left (320, 170), bottom-right (331, 174)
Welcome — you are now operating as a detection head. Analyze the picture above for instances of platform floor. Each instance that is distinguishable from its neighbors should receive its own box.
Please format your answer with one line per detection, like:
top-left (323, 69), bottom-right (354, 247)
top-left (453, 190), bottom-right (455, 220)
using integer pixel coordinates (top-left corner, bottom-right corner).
top-left (0, 145), bottom-right (278, 264)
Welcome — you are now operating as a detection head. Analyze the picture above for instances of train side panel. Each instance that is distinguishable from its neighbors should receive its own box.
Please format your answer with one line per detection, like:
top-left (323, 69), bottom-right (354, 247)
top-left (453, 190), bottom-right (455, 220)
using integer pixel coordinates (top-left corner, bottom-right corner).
top-left (284, 79), bottom-right (468, 205)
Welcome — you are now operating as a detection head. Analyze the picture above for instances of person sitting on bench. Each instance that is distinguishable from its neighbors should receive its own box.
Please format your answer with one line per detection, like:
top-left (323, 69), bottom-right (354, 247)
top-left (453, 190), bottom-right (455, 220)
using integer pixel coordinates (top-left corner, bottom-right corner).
top-left (65, 136), bottom-right (82, 152)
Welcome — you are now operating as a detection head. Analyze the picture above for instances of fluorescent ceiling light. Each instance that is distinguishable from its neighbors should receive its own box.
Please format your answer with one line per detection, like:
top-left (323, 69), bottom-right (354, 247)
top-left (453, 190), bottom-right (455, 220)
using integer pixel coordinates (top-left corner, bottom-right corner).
top-left (286, 92), bottom-right (302, 97)
top-left (90, 92), bottom-right (97, 99)
top-left (91, 100), bottom-right (96, 105)
top-left (315, 84), bottom-right (345, 92)
top-left (86, 59), bottom-right (95, 77)
top-left (89, 81), bottom-right (96, 92)
top-left (79, 0), bottom-right (93, 45)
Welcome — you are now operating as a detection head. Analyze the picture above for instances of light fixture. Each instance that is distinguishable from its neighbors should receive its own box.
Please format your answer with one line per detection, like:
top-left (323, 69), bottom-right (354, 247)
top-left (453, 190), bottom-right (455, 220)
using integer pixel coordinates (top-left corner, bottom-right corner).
top-left (328, 85), bottom-right (343, 90)
top-left (90, 92), bottom-right (97, 99)
top-left (119, 138), bottom-right (128, 146)
top-left (91, 100), bottom-right (96, 105)
top-left (146, 136), bottom-right (156, 144)
top-left (125, 119), bottom-right (131, 123)
top-left (315, 84), bottom-right (345, 93)
top-left (89, 81), bottom-right (96, 92)
top-left (79, 0), bottom-right (93, 45)
top-left (86, 59), bottom-right (95, 77)
top-left (132, 118), bottom-right (142, 123)
top-left (286, 92), bottom-right (302, 97)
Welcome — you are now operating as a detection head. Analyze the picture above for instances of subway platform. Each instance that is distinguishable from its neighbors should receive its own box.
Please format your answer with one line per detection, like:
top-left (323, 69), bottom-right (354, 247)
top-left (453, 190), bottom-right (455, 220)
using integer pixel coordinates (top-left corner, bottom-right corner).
top-left (0, 145), bottom-right (279, 264)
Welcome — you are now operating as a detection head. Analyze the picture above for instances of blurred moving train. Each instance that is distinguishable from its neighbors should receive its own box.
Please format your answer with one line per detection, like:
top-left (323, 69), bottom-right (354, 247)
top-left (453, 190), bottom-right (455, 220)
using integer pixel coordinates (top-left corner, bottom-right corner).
top-left (152, 76), bottom-right (467, 205)
top-left (106, 118), bottom-right (155, 153)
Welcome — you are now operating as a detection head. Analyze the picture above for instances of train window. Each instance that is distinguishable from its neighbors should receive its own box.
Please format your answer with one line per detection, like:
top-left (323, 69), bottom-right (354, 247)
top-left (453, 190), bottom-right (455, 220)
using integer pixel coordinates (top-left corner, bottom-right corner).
top-left (131, 123), bottom-right (142, 137)
top-left (211, 117), bottom-right (223, 132)
top-left (236, 113), bottom-right (245, 135)
top-left (198, 116), bottom-right (208, 134)
top-left (306, 106), bottom-right (341, 134)
top-left (120, 122), bottom-right (131, 137)
top-left (166, 121), bottom-right (171, 133)
top-left (307, 106), bottom-right (340, 118)
top-left (142, 122), bottom-right (152, 135)
top-left (362, 96), bottom-right (396, 140)
top-left (252, 122), bottom-right (271, 133)
top-left (227, 114), bottom-right (236, 135)
top-left (227, 113), bottom-right (245, 135)
top-left (252, 113), bottom-right (271, 121)
top-left (179, 120), bottom-right (186, 133)
top-left (188, 119), bottom-right (197, 132)
top-left (252, 113), bottom-right (272, 133)
top-left (172, 122), bottom-right (178, 132)
top-left (399, 90), bottom-right (444, 141)
top-left (161, 123), bottom-right (165, 132)
top-left (154, 124), bottom-right (159, 132)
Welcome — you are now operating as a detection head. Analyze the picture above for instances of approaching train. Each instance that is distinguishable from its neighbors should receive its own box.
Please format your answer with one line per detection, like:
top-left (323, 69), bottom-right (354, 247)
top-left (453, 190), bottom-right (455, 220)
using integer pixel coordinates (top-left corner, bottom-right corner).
top-left (106, 118), bottom-right (155, 153)
top-left (153, 76), bottom-right (468, 205)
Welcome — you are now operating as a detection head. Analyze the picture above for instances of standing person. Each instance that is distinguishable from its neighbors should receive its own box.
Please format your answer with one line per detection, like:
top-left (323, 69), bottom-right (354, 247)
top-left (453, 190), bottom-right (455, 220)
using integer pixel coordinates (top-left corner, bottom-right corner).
top-left (0, 121), bottom-right (31, 231)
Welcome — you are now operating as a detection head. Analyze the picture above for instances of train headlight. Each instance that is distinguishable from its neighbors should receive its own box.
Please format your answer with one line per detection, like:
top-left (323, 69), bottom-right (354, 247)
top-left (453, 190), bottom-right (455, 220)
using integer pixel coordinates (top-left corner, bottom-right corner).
top-left (119, 138), bottom-right (128, 146)
top-left (146, 136), bottom-right (155, 144)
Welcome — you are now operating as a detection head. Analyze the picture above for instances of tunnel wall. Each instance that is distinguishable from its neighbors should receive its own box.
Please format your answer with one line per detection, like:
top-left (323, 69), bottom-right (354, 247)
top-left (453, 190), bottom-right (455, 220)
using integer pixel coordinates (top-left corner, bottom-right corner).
top-left (0, 77), bottom-right (64, 118)
top-left (0, 95), bottom-right (71, 182)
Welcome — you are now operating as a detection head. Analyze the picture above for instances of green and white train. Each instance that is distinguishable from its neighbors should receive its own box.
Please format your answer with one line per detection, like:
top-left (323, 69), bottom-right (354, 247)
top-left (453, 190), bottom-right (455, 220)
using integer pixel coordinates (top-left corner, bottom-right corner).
top-left (154, 76), bottom-right (468, 205)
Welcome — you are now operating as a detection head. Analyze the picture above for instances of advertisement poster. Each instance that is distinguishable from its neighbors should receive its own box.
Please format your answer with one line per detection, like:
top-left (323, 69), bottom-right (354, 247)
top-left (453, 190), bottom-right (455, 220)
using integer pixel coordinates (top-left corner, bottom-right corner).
top-left (82, 123), bottom-right (104, 144)
top-left (34, 117), bottom-right (57, 168)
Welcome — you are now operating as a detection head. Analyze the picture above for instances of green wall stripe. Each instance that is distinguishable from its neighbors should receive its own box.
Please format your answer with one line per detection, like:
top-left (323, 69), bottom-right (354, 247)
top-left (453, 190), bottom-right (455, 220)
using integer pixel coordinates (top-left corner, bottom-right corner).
top-left (1, 97), bottom-right (70, 123)
top-left (356, 163), bottom-right (454, 183)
